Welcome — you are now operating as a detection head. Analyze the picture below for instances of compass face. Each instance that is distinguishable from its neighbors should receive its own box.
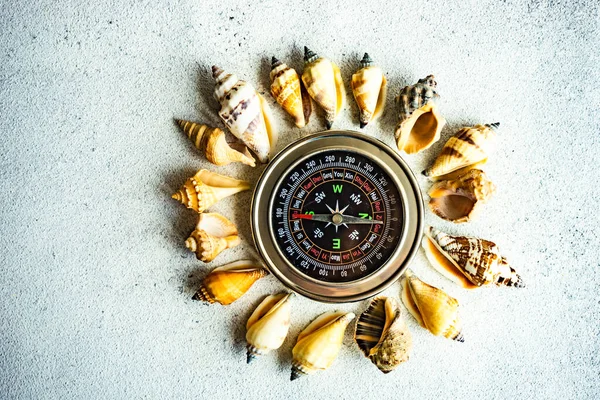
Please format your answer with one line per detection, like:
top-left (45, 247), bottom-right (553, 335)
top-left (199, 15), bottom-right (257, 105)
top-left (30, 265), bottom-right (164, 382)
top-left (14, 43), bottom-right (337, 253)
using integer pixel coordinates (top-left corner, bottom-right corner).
top-left (251, 131), bottom-right (423, 303)
top-left (271, 150), bottom-right (402, 283)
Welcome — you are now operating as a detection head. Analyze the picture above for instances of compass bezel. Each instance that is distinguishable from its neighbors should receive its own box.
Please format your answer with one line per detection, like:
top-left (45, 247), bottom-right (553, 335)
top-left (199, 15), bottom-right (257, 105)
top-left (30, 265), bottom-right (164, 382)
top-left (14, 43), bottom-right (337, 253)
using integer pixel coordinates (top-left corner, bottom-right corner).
top-left (251, 131), bottom-right (423, 303)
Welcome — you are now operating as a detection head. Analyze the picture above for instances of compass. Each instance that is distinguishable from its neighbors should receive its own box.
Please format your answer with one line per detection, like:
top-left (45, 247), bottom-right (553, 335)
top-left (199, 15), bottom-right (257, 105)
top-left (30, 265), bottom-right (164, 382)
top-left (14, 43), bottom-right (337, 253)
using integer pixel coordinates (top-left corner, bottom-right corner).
top-left (251, 131), bottom-right (423, 303)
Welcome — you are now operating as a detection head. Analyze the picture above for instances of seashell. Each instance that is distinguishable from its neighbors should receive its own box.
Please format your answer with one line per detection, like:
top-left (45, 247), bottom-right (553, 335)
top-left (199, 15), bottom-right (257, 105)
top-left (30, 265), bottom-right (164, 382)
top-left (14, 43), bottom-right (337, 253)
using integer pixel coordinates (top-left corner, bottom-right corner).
top-left (291, 311), bottom-right (355, 381)
top-left (301, 47), bottom-right (345, 129)
top-left (351, 53), bottom-right (387, 128)
top-left (192, 260), bottom-right (269, 305)
top-left (175, 119), bottom-right (256, 167)
top-left (423, 123), bottom-right (499, 181)
top-left (395, 75), bottom-right (446, 154)
top-left (185, 212), bottom-right (241, 262)
top-left (172, 169), bottom-right (251, 213)
top-left (212, 66), bottom-right (277, 163)
top-left (270, 57), bottom-right (312, 128)
top-left (422, 226), bottom-right (524, 289)
top-left (428, 169), bottom-right (496, 223)
top-left (400, 269), bottom-right (464, 342)
top-left (354, 296), bottom-right (412, 373)
top-left (246, 292), bottom-right (293, 364)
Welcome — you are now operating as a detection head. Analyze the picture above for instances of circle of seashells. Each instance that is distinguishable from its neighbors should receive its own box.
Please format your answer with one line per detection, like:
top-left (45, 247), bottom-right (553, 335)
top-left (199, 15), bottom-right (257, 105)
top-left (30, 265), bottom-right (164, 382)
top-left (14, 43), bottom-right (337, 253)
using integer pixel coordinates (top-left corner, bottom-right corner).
top-left (171, 46), bottom-right (525, 380)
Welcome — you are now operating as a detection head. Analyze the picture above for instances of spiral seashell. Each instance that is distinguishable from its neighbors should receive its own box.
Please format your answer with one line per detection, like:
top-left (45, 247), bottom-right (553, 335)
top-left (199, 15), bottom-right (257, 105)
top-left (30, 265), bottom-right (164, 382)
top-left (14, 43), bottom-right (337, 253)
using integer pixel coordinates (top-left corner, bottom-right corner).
top-left (351, 53), bottom-right (387, 128)
top-left (291, 311), bottom-right (355, 381)
top-left (246, 293), bottom-right (293, 364)
top-left (301, 46), bottom-right (345, 129)
top-left (185, 212), bottom-right (241, 262)
top-left (172, 169), bottom-right (251, 213)
top-left (423, 123), bottom-right (499, 181)
top-left (400, 269), bottom-right (464, 342)
top-left (212, 66), bottom-right (277, 163)
top-left (192, 260), bottom-right (269, 305)
top-left (428, 169), bottom-right (496, 223)
top-left (354, 296), bottom-right (412, 373)
top-left (395, 75), bottom-right (446, 154)
top-left (175, 119), bottom-right (256, 167)
top-left (270, 57), bottom-right (312, 128)
top-left (422, 226), bottom-right (524, 289)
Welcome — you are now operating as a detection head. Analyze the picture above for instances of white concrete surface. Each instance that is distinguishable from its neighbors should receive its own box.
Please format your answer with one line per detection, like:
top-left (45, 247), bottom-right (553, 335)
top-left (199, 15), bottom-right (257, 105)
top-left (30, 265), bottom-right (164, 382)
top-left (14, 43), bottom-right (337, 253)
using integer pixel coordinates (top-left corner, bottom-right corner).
top-left (1, 0), bottom-right (599, 398)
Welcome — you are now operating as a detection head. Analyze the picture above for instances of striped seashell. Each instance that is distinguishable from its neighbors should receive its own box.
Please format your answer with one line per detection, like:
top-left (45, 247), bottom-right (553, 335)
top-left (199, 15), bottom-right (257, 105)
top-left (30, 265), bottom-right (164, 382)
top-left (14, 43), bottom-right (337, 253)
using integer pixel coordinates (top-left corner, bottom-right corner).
top-left (301, 47), bottom-right (345, 129)
top-left (428, 169), bottom-right (496, 223)
top-left (354, 296), bottom-right (412, 373)
top-left (213, 66), bottom-right (277, 163)
top-left (401, 269), bottom-right (464, 342)
top-left (175, 119), bottom-right (256, 167)
top-left (422, 226), bottom-right (524, 288)
top-left (351, 53), bottom-right (387, 128)
top-left (270, 57), bottom-right (312, 128)
top-left (192, 260), bottom-right (269, 305)
top-left (185, 212), bottom-right (240, 262)
top-left (423, 123), bottom-right (499, 180)
top-left (171, 169), bottom-right (250, 213)
top-left (395, 75), bottom-right (446, 154)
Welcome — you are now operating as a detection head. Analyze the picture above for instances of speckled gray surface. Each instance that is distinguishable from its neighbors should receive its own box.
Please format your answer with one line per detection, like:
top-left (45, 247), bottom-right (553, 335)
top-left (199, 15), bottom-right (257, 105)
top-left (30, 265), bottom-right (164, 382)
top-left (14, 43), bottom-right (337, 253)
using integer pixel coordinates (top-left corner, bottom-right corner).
top-left (1, 0), bottom-right (599, 398)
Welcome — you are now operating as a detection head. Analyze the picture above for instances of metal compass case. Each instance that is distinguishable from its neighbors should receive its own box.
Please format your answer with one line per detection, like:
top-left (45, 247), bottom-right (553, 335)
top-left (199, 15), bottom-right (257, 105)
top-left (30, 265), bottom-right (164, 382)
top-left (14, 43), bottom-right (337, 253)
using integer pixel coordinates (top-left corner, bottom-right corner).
top-left (251, 131), bottom-right (423, 303)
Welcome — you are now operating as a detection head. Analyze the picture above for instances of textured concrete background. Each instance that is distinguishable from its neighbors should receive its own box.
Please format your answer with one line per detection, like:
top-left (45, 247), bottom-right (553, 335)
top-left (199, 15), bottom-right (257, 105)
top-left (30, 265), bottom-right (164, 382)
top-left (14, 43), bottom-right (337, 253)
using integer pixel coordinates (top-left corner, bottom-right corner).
top-left (1, 0), bottom-right (599, 398)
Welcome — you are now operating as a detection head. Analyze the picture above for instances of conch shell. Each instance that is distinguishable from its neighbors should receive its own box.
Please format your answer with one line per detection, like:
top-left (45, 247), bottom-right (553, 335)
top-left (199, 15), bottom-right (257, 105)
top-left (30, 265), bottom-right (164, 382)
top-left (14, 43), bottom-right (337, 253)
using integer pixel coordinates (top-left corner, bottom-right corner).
top-left (291, 311), bottom-right (355, 381)
top-left (270, 57), bottom-right (311, 128)
top-left (395, 75), bottom-right (446, 154)
top-left (246, 293), bottom-right (293, 364)
top-left (185, 212), bottom-right (241, 262)
top-left (428, 169), bottom-right (495, 223)
top-left (400, 269), bottom-right (464, 342)
top-left (301, 47), bottom-right (345, 129)
top-left (422, 226), bottom-right (524, 288)
top-left (212, 66), bottom-right (277, 163)
top-left (172, 169), bottom-right (250, 213)
top-left (351, 53), bottom-right (387, 128)
top-left (354, 297), bottom-right (412, 373)
top-left (423, 123), bottom-right (499, 180)
top-left (192, 260), bottom-right (268, 305)
top-left (175, 119), bottom-right (256, 167)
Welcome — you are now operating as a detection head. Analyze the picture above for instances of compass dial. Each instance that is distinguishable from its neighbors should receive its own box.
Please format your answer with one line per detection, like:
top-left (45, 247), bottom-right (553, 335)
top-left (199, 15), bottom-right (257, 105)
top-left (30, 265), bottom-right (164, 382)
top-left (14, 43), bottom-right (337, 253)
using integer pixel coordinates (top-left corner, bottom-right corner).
top-left (271, 151), bottom-right (402, 283)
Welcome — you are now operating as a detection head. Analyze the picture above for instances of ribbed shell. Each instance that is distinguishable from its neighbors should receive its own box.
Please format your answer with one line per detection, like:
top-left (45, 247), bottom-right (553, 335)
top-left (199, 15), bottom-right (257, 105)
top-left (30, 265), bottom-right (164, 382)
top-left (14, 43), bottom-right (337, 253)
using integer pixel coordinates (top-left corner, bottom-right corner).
top-left (395, 75), bottom-right (446, 154)
top-left (184, 213), bottom-right (240, 262)
top-left (245, 293), bottom-right (293, 363)
top-left (175, 119), bottom-right (256, 167)
top-left (270, 57), bottom-right (311, 128)
top-left (290, 311), bottom-right (355, 381)
top-left (423, 123), bottom-right (499, 180)
top-left (401, 269), bottom-right (464, 342)
top-left (301, 47), bottom-right (345, 129)
top-left (212, 66), bottom-right (277, 163)
top-left (428, 169), bottom-right (496, 223)
top-left (192, 260), bottom-right (268, 305)
top-left (171, 169), bottom-right (251, 213)
top-left (351, 53), bottom-right (387, 128)
top-left (423, 226), bottom-right (524, 288)
top-left (354, 297), bottom-right (412, 373)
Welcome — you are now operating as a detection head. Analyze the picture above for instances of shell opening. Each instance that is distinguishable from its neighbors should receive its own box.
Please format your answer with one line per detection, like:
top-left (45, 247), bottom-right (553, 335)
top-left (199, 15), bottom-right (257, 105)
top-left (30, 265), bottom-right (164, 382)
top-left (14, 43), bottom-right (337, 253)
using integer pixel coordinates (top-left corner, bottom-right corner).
top-left (422, 234), bottom-right (478, 289)
top-left (429, 194), bottom-right (476, 222)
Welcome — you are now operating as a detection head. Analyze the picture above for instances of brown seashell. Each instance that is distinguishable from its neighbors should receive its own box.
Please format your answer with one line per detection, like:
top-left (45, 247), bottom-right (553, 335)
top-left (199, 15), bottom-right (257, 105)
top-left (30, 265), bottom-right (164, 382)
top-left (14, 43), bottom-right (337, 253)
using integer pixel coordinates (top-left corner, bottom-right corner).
top-left (423, 123), bottom-right (499, 180)
top-left (175, 119), bottom-right (256, 167)
top-left (185, 212), bottom-right (240, 262)
top-left (270, 57), bottom-right (312, 128)
top-left (428, 169), bottom-right (496, 223)
top-left (395, 75), bottom-right (446, 154)
top-left (354, 296), bottom-right (412, 373)
top-left (351, 53), bottom-right (387, 128)
top-left (400, 269), bottom-right (464, 342)
top-left (422, 226), bottom-right (524, 288)
top-left (171, 169), bottom-right (250, 213)
top-left (192, 260), bottom-right (269, 305)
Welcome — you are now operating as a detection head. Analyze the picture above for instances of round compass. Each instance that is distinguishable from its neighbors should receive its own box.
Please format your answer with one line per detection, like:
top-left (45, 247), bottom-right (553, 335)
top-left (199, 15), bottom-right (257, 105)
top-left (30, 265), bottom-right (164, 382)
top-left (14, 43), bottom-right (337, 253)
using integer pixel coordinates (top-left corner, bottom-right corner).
top-left (251, 131), bottom-right (423, 303)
